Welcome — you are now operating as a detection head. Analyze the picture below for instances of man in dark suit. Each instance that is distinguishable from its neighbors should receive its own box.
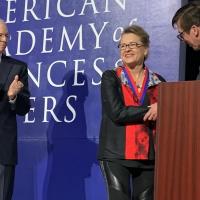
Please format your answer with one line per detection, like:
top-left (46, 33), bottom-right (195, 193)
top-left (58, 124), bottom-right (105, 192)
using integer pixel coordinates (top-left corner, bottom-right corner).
top-left (0, 19), bottom-right (30, 200)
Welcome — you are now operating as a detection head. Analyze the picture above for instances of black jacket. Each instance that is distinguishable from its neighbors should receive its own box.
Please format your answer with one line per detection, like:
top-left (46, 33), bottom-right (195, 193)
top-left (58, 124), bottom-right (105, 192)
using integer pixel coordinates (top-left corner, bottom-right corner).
top-left (98, 70), bottom-right (150, 160)
top-left (0, 55), bottom-right (30, 165)
top-left (98, 69), bottom-right (165, 160)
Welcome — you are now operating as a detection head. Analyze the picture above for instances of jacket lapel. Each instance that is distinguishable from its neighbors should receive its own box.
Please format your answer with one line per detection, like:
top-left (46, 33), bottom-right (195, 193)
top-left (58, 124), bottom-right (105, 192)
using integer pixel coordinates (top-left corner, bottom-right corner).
top-left (0, 55), bottom-right (13, 90)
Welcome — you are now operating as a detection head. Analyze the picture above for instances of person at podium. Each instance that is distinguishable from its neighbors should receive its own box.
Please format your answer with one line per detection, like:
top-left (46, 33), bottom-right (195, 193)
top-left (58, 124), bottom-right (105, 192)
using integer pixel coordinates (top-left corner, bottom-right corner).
top-left (172, 1), bottom-right (200, 51)
top-left (98, 25), bottom-right (165, 200)
top-left (172, 1), bottom-right (200, 79)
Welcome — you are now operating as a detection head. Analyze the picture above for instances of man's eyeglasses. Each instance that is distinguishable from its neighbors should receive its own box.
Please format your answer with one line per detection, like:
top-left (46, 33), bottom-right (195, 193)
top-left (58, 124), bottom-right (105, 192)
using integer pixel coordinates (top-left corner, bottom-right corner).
top-left (177, 31), bottom-right (185, 41)
top-left (118, 42), bottom-right (144, 51)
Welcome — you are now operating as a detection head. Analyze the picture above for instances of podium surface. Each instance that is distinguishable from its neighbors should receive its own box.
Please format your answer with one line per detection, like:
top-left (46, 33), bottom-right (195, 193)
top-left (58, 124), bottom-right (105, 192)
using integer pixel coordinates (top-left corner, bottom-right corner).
top-left (155, 81), bottom-right (200, 200)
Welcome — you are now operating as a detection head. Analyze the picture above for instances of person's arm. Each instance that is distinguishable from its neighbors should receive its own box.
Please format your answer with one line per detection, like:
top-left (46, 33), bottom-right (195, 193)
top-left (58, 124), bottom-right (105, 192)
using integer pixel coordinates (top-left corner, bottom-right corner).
top-left (143, 73), bottom-right (166, 121)
top-left (8, 64), bottom-right (31, 115)
top-left (101, 70), bottom-right (149, 124)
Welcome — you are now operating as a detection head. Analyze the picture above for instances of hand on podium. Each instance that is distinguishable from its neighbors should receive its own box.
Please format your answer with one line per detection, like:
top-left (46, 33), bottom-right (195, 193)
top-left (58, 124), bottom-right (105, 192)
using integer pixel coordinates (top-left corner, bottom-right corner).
top-left (143, 102), bottom-right (157, 121)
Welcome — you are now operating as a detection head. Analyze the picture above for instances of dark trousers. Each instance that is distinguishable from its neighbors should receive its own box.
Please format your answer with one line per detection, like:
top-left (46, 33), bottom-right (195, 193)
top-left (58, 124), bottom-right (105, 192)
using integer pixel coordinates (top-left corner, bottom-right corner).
top-left (100, 161), bottom-right (154, 200)
top-left (0, 164), bottom-right (15, 200)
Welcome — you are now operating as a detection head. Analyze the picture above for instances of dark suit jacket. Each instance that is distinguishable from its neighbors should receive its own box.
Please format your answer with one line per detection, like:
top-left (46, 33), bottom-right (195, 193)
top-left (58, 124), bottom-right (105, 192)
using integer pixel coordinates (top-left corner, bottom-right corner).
top-left (0, 55), bottom-right (30, 165)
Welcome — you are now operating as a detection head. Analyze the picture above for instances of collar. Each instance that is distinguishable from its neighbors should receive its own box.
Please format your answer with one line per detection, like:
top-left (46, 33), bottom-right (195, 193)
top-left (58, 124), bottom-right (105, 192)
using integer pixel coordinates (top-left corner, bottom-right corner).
top-left (0, 54), bottom-right (2, 63)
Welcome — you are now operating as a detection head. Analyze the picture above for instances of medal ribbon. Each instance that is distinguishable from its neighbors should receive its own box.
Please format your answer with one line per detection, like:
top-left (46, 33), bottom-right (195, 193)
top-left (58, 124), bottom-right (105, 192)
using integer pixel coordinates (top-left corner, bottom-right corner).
top-left (122, 66), bottom-right (149, 105)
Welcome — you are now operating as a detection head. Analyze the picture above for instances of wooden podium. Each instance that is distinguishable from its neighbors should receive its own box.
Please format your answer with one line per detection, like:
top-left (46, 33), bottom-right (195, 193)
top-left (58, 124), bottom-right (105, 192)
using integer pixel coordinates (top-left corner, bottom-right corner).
top-left (154, 81), bottom-right (200, 200)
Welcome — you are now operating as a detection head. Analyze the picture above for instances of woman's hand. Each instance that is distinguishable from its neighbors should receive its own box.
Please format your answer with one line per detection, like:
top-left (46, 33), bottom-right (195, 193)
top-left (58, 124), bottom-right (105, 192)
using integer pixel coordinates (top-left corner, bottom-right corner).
top-left (143, 103), bottom-right (157, 121)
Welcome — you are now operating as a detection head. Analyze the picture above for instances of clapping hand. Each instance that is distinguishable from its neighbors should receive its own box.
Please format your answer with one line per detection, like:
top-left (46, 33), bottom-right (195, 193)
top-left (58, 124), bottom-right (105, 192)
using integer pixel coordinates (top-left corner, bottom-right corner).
top-left (7, 75), bottom-right (24, 100)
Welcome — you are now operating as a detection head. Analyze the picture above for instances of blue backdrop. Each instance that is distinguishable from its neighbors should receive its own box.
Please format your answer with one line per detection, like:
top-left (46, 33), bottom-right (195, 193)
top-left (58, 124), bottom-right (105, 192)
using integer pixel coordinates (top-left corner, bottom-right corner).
top-left (0, 0), bottom-right (181, 199)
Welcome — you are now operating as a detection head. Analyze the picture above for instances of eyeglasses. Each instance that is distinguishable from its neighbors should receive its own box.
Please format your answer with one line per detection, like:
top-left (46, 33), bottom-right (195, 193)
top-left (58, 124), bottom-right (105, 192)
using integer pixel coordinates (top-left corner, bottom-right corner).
top-left (118, 42), bottom-right (144, 50)
top-left (177, 31), bottom-right (185, 41)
